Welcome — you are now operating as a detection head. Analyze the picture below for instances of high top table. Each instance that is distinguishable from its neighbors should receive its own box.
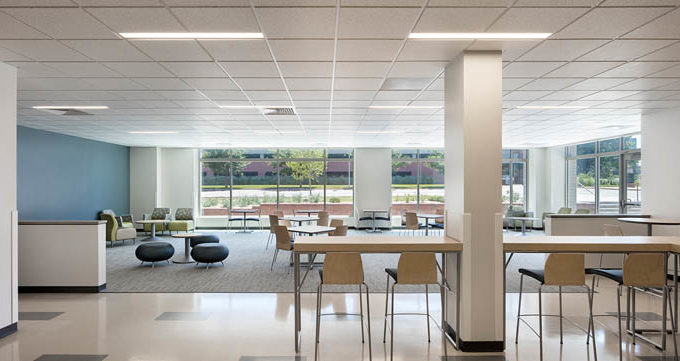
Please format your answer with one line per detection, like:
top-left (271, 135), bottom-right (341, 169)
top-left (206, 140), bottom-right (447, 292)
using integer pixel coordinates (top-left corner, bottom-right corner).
top-left (292, 235), bottom-right (463, 352)
top-left (618, 217), bottom-right (680, 236)
top-left (295, 209), bottom-right (320, 217)
top-left (362, 209), bottom-right (387, 233)
top-left (136, 219), bottom-right (169, 242)
top-left (504, 235), bottom-right (680, 350)
top-left (417, 213), bottom-right (443, 235)
top-left (280, 215), bottom-right (317, 226)
top-left (170, 232), bottom-right (203, 264)
top-left (232, 209), bottom-right (257, 233)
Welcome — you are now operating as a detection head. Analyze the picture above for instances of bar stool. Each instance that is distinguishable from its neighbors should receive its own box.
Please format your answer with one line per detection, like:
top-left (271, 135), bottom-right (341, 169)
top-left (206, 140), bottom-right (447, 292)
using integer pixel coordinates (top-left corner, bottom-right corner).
top-left (516, 254), bottom-right (597, 361)
top-left (588, 254), bottom-right (678, 361)
top-left (383, 252), bottom-right (439, 361)
top-left (315, 252), bottom-right (371, 361)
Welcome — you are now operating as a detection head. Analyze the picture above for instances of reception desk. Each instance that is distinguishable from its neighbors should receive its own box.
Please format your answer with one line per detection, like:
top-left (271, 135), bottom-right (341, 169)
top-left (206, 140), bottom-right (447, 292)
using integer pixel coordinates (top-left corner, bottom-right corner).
top-left (18, 220), bottom-right (106, 292)
top-left (544, 214), bottom-right (649, 268)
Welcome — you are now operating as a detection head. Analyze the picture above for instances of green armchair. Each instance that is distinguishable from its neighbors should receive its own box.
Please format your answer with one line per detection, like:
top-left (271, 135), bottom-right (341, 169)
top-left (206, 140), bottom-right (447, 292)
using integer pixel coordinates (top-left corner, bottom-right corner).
top-left (101, 209), bottom-right (135, 229)
top-left (100, 213), bottom-right (137, 246)
top-left (143, 208), bottom-right (171, 234)
top-left (169, 208), bottom-right (195, 233)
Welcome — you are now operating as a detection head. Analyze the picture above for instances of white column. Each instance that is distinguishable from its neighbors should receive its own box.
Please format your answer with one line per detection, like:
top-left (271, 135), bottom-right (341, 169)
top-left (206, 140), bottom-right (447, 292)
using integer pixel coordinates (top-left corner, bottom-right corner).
top-left (445, 51), bottom-right (504, 350)
top-left (353, 148), bottom-right (392, 227)
top-left (129, 147), bottom-right (159, 221)
top-left (0, 62), bottom-right (18, 338)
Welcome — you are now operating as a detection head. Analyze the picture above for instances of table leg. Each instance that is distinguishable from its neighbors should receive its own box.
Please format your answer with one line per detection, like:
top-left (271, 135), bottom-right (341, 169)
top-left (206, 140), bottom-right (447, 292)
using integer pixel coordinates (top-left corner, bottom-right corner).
top-left (142, 223), bottom-right (162, 242)
top-left (675, 255), bottom-right (678, 332)
top-left (521, 221), bottom-right (526, 236)
top-left (372, 212), bottom-right (376, 232)
top-left (172, 237), bottom-right (196, 264)
top-left (505, 253), bottom-right (514, 269)
top-left (294, 252), bottom-right (301, 352)
top-left (648, 224), bottom-right (653, 236)
top-left (425, 220), bottom-right (430, 236)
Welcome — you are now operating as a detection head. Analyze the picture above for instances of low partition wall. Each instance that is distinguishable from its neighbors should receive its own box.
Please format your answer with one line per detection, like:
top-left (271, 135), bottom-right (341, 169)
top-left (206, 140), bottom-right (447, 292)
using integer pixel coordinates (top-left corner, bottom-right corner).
top-left (545, 214), bottom-right (649, 268)
top-left (18, 220), bottom-right (106, 292)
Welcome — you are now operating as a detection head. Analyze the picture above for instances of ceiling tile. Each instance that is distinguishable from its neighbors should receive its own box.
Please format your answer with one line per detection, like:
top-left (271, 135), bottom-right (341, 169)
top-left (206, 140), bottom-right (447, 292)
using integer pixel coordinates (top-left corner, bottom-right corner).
top-left (648, 63), bottom-right (680, 77)
top-left (625, 8), bottom-right (680, 39)
top-left (415, 7), bottom-right (504, 32)
top-left (257, 8), bottom-right (335, 39)
top-left (339, 7), bottom-right (420, 39)
top-left (104, 62), bottom-right (174, 77)
top-left (63, 40), bottom-right (151, 61)
top-left (220, 62), bottom-right (280, 77)
top-left (566, 78), bottom-right (635, 90)
top-left (503, 62), bottom-right (567, 77)
top-left (200, 40), bottom-right (273, 61)
top-left (83, 78), bottom-right (147, 90)
top-left (518, 40), bottom-right (608, 61)
top-left (162, 62), bottom-right (225, 77)
top-left (337, 40), bottom-right (402, 61)
top-left (596, 61), bottom-right (678, 78)
top-left (269, 40), bottom-right (334, 61)
top-left (0, 40), bottom-right (89, 61)
top-left (577, 40), bottom-right (676, 61)
top-left (381, 77), bottom-right (431, 90)
top-left (503, 78), bottom-right (534, 90)
top-left (388, 62), bottom-right (446, 78)
top-left (638, 42), bottom-right (680, 61)
top-left (580, 90), bottom-right (640, 100)
top-left (285, 77), bottom-right (331, 90)
top-left (489, 7), bottom-right (589, 33)
top-left (4, 8), bottom-right (117, 39)
top-left (131, 40), bottom-right (212, 61)
top-left (0, 46), bottom-right (29, 61)
top-left (545, 62), bottom-right (623, 77)
top-left (602, 0), bottom-right (679, 5)
top-left (171, 7), bottom-right (259, 32)
top-left (235, 77), bottom-right (286, 90)
top-left (134, 78), bottom-right (193, 90)
top-left (87, 7), bottom-right (185, 32)
top-left (6, 62), bottom-right (64, 78)
top-left (541, 90), bottom-right (597, 100)
top-left (0, 12), bottom-right (49, 39)
top-left (183, 77), bottom-right (239, 90)
top-left (278, 62), bottom-right (332, 77)
top-left (45, 62), bottom-right (121, 77)
top-left (398, 40), bottom-right (470, 61)
top-left (518, 78), bottom-right (584, 91)
top-left (554, 7), bottom-right (670, 39)
top-left (334, 77), bottom-right (383, 90)
top-left (609, 78), bottom-right (678, 91)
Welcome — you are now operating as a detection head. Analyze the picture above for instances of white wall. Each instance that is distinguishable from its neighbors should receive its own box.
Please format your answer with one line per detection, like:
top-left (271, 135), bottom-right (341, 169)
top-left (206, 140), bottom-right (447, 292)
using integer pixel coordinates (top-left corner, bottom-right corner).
top-left (642, 109), bottom-right (680, 235)
top-left (0, 62), bottom-right (18, 335)
top-left (130, 147), bottom-right (158, 221)
top-left (353, 148), bottom-right (392, 227)
top-left (160, 148), bottom-right (198, 216)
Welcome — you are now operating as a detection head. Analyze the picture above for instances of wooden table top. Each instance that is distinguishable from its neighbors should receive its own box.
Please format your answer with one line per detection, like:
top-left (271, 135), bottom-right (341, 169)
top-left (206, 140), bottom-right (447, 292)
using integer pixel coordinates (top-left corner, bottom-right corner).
top-left (417, 213), bottom-right (443, 218)
top-left (503, 236), bottom-right (680, 253)
top-left (294, 235), bottom-right (463, 253)
top-left (618, 217), bottom-right (680, 226)
top-left (171, 232), bottom-right (203, 238)
top-left (136, 219), bottom-right (169, 224)
top-left (281, 216), bottom-right (318, 222)
top-left (288, 226), bottom-right (335, 235)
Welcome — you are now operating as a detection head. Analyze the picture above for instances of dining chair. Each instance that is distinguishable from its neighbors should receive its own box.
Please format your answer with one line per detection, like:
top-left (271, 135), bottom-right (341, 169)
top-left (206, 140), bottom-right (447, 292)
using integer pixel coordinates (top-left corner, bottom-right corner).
top-left (402, 212), bottom-right (422, 236)
top-left (317, 211), bottom-right (330, 226)
top-left (270, 225), bottom-right (293, 272)
top-left (266, 214), bottom-right (280, 250)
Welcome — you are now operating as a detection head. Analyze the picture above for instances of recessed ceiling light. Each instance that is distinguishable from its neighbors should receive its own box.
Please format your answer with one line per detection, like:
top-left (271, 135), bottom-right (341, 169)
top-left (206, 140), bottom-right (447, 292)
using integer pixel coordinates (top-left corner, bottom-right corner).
top-left (128, 131), bottom-right (179, 134)
top-left (516, 105), bottom-right (588, 109)
top-left (32, 105), bottom-right (109, 110)
top-left (356, 130), bottom-right (404, 134)
top-left (409, 32), bottom-right (551, 40)
top-left (368, 105), bottom-right (442, 109)
top-left (119, 32), bottom-right (263, 39)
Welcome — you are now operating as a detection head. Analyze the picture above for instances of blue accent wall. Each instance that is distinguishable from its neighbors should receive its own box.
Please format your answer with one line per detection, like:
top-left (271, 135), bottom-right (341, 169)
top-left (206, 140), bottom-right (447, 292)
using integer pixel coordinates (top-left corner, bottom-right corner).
top-left (17, 126), bottom-right (130, 220)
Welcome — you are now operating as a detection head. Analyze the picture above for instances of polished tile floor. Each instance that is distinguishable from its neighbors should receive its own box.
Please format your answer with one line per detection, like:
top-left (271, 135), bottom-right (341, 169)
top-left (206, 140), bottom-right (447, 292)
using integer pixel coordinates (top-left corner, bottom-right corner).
top-left (0, 277), bottom-right (678, 361)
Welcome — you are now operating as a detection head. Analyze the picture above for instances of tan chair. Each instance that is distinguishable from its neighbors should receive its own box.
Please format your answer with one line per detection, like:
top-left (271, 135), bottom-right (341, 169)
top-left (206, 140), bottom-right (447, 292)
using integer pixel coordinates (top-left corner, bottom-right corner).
top-left (100, 213), bottom-right (137, 246)
top-left (516, 254), bottom-right (597, 360)
top-left (401, 212), bottom-right (422, 236)
top-left (266, 214), bottom-right (280, 250)
top-left (274, 210), bottom-right (284, 217)
top-left (593, 224), bottom-right (625, 286)
top-left (328, 219), bottom-right (345, 236)
top-left (432, 209), bottom-right (444, 235)
top-left (315, 252), bottom-right (371, 361)
top-left (383, 253), bottom-right (440, 360)
top-left (317, 211), bottom-right (329, 227)
top-left (270, 225), bottom-right (293, 272)
top-left (589, 254), bottom-right (678, 360)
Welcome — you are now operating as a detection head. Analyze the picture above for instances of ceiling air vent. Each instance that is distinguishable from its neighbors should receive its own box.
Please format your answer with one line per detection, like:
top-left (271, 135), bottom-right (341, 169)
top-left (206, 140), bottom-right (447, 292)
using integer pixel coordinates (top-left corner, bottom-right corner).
top-left (261, 107), bottom-right (296, 116)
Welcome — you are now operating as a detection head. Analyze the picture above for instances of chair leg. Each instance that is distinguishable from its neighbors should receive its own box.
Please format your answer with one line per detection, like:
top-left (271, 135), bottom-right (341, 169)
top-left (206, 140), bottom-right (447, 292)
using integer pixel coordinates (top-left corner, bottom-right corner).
top-left (359, 284), bottom-right (365, 343)
top-left (365, 283), bottom-right (372, 361)
top-left (617, 285), bottom-right (623, 361)
top-left (559, 285), bottom-right (563, 344)
top-left (425, 284), bottom-right (431, 342)
top-left (632, 287), bottom-right (636, 345)
top-left (667, 287), bottom-right (679, 360)
top-left (515, 274), bottom-right (523, 344)
top-left (586, 285), bottom-right (597, 361)
top-left (596, 253), bottom-right (604, 287)
top-left (383, 274), bottom-right (389, 343)
top-left (270, 249), bottom-right (279, 271)
top-left (390, 282), bottom-right (396, 361)
top-left (315, 284), bottom-right (322, 361)
top-left (538, 286), bottom-right (543, 361)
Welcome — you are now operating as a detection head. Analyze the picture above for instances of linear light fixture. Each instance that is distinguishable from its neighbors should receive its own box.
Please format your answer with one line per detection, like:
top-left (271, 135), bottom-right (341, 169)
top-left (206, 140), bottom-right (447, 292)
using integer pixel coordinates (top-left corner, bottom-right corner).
top-left (254, 130), bottom-right (297, 134)
top-left (409, 32), bottom-right (551, 40)
top-left (119, 32), bottom-right (263, 39)
top-left (356, 130), bottom-right (404, 134)
top-left (516, 105), bottom-right (588, 109)
top-left (128, 131), bottom-right (178, 134)
top-left (368, 105), bottom-right (442, 109)
top-left (32, 105), bottom-right (109, 110)
top-left (218, 105), bottom-right (292, 109)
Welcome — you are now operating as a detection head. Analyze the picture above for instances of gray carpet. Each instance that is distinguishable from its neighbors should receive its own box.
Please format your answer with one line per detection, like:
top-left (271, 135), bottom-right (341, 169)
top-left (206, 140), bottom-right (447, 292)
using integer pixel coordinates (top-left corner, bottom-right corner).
top-left (105, 229), bottom-right (574, 293)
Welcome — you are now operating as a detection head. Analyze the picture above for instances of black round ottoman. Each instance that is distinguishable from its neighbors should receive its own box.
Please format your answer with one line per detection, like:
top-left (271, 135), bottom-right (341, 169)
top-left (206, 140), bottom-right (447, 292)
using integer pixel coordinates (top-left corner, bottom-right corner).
top-left (191, 243), bottom-right (229, 269)
top-left (189, 234), bottom-right (220, 247)
top-left (135, 241), bottom-right (174, 268)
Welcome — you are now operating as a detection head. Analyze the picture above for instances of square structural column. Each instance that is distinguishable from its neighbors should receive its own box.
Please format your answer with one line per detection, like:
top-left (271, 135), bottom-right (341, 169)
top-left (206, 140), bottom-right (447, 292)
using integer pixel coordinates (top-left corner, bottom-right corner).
top-left (444, 51), bottom-right (504, 351)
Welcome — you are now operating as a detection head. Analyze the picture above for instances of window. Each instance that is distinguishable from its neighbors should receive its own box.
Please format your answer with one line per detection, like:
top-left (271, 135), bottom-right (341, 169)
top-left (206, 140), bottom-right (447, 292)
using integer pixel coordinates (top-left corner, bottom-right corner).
top-left (566, 135), bottom-right (641, 214)
top-left (391, 149), bottom-right (444, 217)
top-left (502, 149), bottom-right (527, 213)
top-left (199, 148), bottom-right (353, 217)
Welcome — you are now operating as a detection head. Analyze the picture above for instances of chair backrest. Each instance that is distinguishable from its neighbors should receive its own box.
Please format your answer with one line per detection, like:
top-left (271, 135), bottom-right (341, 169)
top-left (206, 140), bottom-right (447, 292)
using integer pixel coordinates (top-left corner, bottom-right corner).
top-left (317, 211), bottom-right (329, 226)
top-left (575, 208), bottom-right (590, 214)
top-left (397, 252), bottom-right (438, 284)
top-left (603, 224), bottom-right (624, 236)
top-left (100, 213), bottom-right (118, 241)
top-left (331, 225), bottom-right (348, 236)
top-left (322, 252), bottom-right (364, 285)
top-left (151, 207), bottom-right (170, 220)
top-left (269, 214), bottom-right (280, 233)
top-left (544, 253), bottom-right (585, 286)
top-left (190, 234), bottom-right (220, 247)
top-left (175, 208), bottom-right (193, 220)
top-left (405, 212), bottom-right (419, 230)
top-left (623, 253), bottom-right (666, 288)
top-left (329, 219), bottom-right (343, 228)
top-left (435, 208), bottom-right (444, 224)
top-left (385, 206), bottom-right (392, 218)
top-left (273, 225), bottom-right (292, 250)
top-left (274, 210), bottom-right (284, 217)
top-left (101, 209), bottom-right (115, 216)
top-left (557, 207), bottom-right (572, 214)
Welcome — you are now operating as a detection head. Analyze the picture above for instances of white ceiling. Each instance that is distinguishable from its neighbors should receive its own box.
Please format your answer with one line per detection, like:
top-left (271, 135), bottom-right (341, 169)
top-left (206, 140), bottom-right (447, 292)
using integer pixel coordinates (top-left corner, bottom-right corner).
top-left (3, 0), bottom-right (680, 148)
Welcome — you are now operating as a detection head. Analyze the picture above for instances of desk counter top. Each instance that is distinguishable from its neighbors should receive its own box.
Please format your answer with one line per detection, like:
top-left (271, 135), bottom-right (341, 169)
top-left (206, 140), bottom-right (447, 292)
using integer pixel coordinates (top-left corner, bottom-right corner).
top-left (504, 236), bottom-right (680, 253)
top-left (19, 220), bottom-right (106, 226)
top-left (294, 235), bottom-right (463, 253)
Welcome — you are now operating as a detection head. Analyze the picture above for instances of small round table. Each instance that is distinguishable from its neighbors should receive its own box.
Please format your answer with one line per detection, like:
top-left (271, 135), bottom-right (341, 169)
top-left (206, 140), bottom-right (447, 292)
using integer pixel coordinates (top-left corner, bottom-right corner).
top-left (417, 213), bottom-right (443, 236)
top-left (505, 216), bottom-right (540, 236)
top-left (363, 209), bottom-right (386, 233)
top-left (232, 209), bottom-right (257, 233)
top-left (136, 219), bottom-right (170, 242)
top-left (617, 217), bottom-right (680, 236)
top-left (171, 232), bottom-right (203, 264)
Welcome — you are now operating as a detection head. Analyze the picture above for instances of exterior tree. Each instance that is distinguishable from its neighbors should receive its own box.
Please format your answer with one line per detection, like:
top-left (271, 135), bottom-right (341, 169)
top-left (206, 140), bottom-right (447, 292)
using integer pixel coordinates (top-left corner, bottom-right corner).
top-left (283, 149), bottom-right (324, 195)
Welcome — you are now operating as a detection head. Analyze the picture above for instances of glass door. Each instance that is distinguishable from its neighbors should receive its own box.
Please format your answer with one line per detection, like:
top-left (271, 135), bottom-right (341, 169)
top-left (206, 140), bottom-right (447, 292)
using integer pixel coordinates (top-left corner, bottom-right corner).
top-left (621, 152), bottom-right (641, 214)
top-left (598, 155), bottom-right (620, 214)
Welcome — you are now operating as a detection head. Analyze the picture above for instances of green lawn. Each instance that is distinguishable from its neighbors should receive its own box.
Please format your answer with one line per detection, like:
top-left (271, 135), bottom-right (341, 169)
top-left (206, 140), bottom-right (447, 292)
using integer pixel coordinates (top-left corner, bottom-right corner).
top-left (202, 184), bottom-right (353, 190)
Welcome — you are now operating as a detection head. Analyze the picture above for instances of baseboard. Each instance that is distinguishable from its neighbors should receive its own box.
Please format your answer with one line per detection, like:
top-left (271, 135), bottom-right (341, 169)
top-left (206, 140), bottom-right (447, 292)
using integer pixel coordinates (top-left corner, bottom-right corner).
top-left (19, 284), bottom-right (106, 293)
top-left (0, 322), bottom-right (17, 339)
top-left (444, 321), bottom-right (505, 352)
